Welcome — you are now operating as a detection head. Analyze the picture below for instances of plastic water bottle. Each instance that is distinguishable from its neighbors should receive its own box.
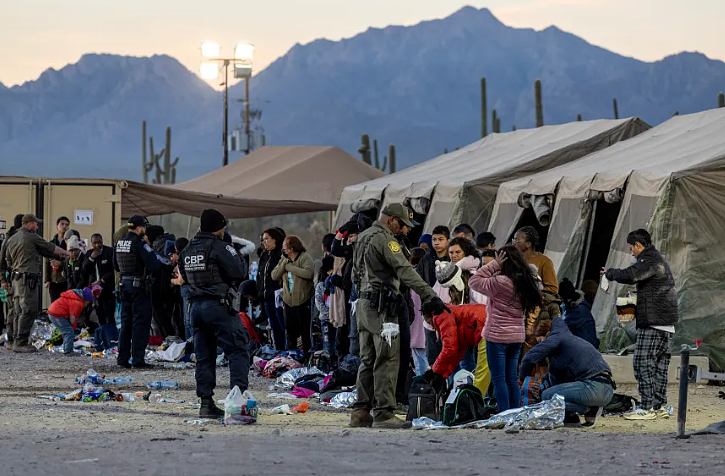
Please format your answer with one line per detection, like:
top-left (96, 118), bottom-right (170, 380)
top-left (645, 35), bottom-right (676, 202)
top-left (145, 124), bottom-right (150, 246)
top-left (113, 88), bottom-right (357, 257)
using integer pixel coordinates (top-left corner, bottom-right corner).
top-left (149, 393), bottom-right (163, 404)
top-left (105, 376), bottom-right (133, 385)
top-left (119, 393), bottom-right (136, 402)
top-left (162, 362), bottom-right (194, 370)
top-left (147, 381), bottom-right (180, 390)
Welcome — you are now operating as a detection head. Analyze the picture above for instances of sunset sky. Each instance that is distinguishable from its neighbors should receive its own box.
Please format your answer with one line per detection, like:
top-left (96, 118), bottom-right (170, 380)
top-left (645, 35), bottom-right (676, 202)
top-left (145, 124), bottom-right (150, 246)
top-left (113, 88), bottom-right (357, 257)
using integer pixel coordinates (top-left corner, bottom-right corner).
top-left (2, 0), bottom-right (723, 88)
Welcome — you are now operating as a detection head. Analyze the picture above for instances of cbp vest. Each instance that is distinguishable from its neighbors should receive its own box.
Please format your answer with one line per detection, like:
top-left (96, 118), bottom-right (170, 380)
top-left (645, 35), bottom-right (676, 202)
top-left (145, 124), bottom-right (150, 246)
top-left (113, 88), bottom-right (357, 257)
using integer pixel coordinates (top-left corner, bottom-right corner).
top-left (182, 239), bottom-right (221, 288)
top-left (115, 234), bottom-right (142, 274)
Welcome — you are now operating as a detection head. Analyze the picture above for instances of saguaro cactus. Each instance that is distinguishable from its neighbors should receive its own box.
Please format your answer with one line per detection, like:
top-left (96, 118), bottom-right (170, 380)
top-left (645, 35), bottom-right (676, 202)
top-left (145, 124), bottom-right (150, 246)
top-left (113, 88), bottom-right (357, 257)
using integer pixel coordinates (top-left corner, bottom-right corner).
top-left (480, 77), bottom-right (487, 139)
top-left (359, 134), bottom-right (372, 165)
top-left (492, 109), bottom-right (498, 133)
top-left (535, 79), bottom-right (544, 127)
top-left (388, 144), bottom-right (396, 174)
top-left (613, 98), bottom-right (620, 119)
top-left (373, 139), bottom-right (387, 172)
top-left (577, 114), bottom-right (582, 122)
top-left (142, 121), bottom-right (153, 183)
top-left (719, 92), bottom-right (725, 108)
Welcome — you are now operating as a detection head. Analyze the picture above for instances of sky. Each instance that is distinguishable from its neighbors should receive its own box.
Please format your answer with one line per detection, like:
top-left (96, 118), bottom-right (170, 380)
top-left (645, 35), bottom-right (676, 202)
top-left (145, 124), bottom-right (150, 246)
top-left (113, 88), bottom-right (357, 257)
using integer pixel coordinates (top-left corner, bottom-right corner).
top-left (1, 0), bottom-right (724, 88)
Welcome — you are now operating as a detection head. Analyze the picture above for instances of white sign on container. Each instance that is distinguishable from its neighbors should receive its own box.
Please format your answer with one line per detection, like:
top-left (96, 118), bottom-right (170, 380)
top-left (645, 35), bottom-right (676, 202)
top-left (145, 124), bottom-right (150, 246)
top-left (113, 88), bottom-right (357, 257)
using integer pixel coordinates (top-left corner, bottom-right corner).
top-left (74, 210), bottom-right (94, 226)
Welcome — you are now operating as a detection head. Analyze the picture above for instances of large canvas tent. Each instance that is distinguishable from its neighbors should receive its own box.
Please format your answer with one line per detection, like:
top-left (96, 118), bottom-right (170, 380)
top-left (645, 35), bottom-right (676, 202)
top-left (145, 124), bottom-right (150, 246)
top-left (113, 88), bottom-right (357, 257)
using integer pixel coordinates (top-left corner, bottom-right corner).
top-left (123, 146), bottom-right (384, 219)
top-left (489, 109), bottom-right (725, 367)
top-left (335, 118), bottom-right (648, 232)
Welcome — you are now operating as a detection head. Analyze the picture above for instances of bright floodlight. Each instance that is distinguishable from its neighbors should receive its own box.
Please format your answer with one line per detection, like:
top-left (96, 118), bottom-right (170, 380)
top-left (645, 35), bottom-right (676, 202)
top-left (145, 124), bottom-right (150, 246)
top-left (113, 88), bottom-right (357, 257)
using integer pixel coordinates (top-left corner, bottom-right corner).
top-left (234, 43), bottom-right (254, 62)
top-left (201, 42), bottom-right (220, 58)
top-left (200, 62), bottom-right (219, 80)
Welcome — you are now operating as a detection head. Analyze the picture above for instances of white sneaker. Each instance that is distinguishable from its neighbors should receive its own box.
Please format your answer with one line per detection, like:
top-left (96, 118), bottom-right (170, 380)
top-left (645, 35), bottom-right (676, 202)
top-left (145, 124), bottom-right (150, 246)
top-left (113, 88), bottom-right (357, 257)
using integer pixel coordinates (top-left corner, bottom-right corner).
top-left (655, 407), bottom-right (672, 419)
top-left (623, 408), bottom-right (657, 420)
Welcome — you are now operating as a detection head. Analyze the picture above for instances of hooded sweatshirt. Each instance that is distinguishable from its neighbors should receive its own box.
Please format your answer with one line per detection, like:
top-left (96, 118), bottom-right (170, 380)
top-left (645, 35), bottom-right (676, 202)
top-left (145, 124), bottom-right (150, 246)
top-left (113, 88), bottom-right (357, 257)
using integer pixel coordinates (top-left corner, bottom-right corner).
top-left (48, 289), bottom-right (86, 329)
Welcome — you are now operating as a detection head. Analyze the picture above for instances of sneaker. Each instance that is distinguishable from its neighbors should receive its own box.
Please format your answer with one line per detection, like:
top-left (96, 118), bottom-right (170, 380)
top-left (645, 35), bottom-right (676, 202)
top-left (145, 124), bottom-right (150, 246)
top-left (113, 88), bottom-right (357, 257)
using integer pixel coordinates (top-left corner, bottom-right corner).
top-left (623, 408), bottom-right (657, 420)
top-left (395, 402), bottom-right (408, 416)
top-left (582, 406), bottom-right (603, 428)
top-left (655, 407), bottom-right (671, 419)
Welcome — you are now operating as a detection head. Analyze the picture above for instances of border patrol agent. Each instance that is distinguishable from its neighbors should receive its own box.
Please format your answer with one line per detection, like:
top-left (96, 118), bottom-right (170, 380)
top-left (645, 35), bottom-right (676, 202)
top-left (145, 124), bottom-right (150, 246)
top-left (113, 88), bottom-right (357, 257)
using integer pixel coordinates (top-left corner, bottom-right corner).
top-left (0, 214), bottom-right (69, 352)
top-left (179, 209), bottom-right (249, 418)
top-left (350, 203), bottom-right (449, 429)
top-left (113, 215), bottom-right (159, 368)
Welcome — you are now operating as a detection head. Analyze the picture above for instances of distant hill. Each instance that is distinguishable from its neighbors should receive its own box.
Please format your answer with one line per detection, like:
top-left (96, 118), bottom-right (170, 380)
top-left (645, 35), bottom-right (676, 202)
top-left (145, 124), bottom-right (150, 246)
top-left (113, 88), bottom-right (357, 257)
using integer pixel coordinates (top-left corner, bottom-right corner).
top-left (2, 6), bottom-right (725, 180)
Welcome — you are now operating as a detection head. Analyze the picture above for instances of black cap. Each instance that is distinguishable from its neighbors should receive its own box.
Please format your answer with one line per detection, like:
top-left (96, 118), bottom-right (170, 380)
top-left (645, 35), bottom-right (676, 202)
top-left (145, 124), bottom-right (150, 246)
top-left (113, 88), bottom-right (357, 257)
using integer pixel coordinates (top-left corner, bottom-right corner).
top-left (200, 209), bottom-right (227, 233)
top-left (127, 215), bottom-right (148, 228)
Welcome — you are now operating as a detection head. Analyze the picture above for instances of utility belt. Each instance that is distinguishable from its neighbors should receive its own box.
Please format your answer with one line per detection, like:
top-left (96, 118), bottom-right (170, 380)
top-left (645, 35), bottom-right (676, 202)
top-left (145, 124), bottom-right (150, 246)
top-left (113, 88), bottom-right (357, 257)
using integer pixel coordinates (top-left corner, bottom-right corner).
top-left (11, 271), bottom-right (40, 290)
top-left (361, 287), bottom-right (404, 317)
top-left (120, 275), bottom-right (152, 291)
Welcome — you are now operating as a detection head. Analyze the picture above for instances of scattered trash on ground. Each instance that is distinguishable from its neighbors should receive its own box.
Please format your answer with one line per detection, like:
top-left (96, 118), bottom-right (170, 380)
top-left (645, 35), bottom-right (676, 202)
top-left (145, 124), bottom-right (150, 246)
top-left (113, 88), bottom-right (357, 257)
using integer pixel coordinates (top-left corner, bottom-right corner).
top-left (147, 381), bottom-right (180, 390)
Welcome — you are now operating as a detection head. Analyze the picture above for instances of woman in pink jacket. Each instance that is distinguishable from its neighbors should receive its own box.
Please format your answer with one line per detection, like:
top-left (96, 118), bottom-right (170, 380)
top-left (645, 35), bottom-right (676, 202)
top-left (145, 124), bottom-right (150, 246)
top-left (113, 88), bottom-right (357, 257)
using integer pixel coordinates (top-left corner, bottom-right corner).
top-left (469, 245), bottom-right (542, 412)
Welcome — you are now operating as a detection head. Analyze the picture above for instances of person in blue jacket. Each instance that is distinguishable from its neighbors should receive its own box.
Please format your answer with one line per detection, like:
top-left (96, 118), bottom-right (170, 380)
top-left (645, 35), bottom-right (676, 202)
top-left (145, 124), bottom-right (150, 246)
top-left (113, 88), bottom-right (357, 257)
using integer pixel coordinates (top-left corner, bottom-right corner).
top-left (520, 316), bottom-right (614, 427)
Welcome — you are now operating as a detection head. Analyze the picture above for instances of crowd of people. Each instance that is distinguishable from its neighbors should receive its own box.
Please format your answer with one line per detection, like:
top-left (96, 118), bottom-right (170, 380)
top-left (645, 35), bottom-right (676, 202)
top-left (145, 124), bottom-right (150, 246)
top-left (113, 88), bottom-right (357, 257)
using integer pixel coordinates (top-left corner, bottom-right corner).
top-left (0, 204), bottom-right (679, 426)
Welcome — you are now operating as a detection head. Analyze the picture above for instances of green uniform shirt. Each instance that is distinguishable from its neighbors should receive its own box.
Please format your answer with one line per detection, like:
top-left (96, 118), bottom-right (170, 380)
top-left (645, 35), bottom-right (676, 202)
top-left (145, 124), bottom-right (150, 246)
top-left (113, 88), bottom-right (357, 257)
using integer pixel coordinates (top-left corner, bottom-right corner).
top-left (0, 228), bottom-right (57, 276)
top-left (353, 221), bottom-right (436, 302)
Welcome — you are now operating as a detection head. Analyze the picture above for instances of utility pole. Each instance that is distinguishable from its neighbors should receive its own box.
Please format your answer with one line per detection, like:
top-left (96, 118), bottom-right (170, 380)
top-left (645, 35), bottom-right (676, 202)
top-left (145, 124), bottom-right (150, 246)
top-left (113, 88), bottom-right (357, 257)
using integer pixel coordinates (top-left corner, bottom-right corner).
top-left (245, 77), bottom-right (251, 155)
top-left (223, 60), bottom-right (230, 167)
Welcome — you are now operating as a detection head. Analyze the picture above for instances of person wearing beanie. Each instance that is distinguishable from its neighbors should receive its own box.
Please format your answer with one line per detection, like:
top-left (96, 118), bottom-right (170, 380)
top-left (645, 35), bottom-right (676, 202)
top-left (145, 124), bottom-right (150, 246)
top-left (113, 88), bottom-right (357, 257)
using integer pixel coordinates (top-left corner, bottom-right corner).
top-left (418, 234), bottom-right (433, 252)
top-left (47, 287), bottom-right (95, 354)
top-left (559, 278), bottom-right (599, 349)
top-left (178, 208), bottom-right (249, 419)
top-left (65, 235), bottom-right (88, 291)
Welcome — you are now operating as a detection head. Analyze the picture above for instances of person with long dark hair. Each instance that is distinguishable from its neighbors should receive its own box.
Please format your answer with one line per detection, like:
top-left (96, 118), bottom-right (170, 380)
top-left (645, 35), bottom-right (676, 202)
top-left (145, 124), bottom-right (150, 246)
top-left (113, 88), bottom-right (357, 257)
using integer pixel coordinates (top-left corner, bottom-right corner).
top-left (469, 245), bottom-right (542, 412)
top-left (256, 228), bottom-right (286, 350)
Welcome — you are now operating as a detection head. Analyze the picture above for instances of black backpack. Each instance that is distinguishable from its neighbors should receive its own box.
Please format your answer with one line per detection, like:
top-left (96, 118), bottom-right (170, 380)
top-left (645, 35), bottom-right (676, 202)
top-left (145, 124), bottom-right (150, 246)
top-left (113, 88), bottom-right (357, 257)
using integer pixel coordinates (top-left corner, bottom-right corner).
top-left (604, 393), bottom-right (639, 415)
top-left (442, 384), bottom-right (494, 426)
top-left (406, 380), bottom-right (445, 422)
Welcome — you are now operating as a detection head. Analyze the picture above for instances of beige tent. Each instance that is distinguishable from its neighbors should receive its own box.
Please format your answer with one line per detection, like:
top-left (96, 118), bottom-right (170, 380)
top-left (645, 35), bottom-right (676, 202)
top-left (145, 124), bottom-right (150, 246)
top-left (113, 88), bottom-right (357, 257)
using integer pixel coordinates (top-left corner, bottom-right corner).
top-left (489, 109), bottom-right (725, 367)
top-left (335, 118), bottom-right (648, 232)
top-left (122, 146), bottom-right (384, 219)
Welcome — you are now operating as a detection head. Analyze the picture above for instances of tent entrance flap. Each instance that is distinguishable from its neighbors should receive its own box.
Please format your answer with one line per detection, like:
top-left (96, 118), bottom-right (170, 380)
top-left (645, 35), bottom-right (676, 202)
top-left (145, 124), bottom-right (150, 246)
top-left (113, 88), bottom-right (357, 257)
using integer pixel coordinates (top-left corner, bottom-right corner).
top-left (509, 206), bottom-right (550, 252)
top-left (577, 196), bottom-right (624, 287)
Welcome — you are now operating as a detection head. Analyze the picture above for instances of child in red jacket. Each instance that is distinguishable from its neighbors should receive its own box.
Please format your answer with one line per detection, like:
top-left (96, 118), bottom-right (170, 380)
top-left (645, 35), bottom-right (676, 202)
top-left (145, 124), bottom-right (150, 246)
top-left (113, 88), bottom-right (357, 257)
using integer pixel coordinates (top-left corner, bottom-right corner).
top-left (48, 288), bottom-right (94, 354)
top-left (423, 304), bottom-right (488, 394)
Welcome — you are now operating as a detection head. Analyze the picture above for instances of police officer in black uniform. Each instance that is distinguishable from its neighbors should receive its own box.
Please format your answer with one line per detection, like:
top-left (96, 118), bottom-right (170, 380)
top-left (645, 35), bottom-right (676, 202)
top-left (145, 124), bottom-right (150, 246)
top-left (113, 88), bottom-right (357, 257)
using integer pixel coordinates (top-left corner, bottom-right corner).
top-left (179, 209), bottom-right (249, 418)
top-left (113, 215), bottom-right (159, 369)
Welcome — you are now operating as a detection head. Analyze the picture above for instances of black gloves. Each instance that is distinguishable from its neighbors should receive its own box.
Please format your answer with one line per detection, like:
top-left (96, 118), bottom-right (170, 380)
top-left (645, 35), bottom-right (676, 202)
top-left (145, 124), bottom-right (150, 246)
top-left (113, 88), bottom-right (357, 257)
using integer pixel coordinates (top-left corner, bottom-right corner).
top-left (423, 369), bottom-right (446, 393)
top-left (422, 297), bottom-right (451, 318)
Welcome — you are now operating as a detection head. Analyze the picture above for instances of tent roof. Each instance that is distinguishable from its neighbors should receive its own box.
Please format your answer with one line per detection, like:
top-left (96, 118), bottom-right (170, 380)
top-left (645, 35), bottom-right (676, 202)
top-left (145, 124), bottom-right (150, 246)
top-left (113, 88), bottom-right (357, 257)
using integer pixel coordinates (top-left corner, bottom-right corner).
top-left (120, 180), bottom-right (335, 219)
top-left (174, 146), bottom-right (384, 206)
top-left (500, 109), bottom-right (725, 196)
top-left (348, 118), bottom-right (645, 192)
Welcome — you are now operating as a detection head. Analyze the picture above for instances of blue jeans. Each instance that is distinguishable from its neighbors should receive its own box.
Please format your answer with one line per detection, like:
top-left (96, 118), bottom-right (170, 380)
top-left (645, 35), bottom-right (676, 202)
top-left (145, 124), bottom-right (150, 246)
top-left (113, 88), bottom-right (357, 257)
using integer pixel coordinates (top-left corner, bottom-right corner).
top-left (348, 302), bottom-right (359, 356)
top-left (486, 341), bottom-right (522, 412)
top-left (180, 285), bottom-right (192, 340)
top-left (412, 348), bottom-right (428, 375)
top-left (321, 320), bottom-right (337, 355)
top-left (49, 315), bottom-right (74, 354)
top-left (263, 300), bottom-right (286, 350)
top-left (542, 378), bottom-right (614, 414)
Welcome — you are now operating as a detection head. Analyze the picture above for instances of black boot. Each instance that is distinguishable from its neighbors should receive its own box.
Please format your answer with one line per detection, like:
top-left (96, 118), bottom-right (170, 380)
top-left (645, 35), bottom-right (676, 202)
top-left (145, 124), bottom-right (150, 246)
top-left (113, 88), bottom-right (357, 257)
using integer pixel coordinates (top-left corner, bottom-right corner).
top-left (200, 397), bottom-right (224, 418)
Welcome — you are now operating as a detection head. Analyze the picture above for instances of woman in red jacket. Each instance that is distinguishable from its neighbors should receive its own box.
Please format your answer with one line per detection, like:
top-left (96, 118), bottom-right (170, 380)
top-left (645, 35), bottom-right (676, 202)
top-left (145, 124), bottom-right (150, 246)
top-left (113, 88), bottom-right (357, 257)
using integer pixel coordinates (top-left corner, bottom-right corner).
top-left (423, 304), bottom-right (488, 393)
top-left (48, 287), bottom-right (94, 354)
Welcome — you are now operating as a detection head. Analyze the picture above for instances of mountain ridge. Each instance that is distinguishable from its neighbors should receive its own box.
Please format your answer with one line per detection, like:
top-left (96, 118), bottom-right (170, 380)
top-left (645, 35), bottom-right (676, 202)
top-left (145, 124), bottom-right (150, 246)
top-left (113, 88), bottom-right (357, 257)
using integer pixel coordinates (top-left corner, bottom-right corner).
top-left (1, 6), bottom-right (724, 181)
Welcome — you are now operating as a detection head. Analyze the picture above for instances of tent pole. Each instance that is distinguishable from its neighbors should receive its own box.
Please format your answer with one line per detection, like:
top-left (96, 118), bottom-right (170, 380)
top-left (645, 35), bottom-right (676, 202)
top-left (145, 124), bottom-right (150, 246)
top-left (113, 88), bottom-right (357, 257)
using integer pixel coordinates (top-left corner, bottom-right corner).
top-left (186, 215), bottom-right (193, 238)
top-left (329, 210), bottom-right (334, 231)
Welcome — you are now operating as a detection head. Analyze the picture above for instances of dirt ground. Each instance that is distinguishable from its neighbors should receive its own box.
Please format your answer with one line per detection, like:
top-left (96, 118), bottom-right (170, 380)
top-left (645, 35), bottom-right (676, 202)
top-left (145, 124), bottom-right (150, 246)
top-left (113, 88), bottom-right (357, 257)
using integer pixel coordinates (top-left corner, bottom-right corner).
top-left (1, 348), bottom-right (724, 476)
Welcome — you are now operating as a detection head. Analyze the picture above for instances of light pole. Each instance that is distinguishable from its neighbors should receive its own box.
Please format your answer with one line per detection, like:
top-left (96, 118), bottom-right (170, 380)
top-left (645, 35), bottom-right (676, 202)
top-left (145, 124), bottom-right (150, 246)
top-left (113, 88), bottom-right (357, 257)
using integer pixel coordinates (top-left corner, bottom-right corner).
top-left (200, 42), bottom-right (254, 167)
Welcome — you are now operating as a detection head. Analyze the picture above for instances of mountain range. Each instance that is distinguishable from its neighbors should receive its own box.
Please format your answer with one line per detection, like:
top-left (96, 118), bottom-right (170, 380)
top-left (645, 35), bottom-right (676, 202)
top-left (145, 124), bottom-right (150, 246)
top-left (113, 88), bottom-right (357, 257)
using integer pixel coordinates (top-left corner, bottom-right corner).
top-left (2, 6), bottom-right (725, 181)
